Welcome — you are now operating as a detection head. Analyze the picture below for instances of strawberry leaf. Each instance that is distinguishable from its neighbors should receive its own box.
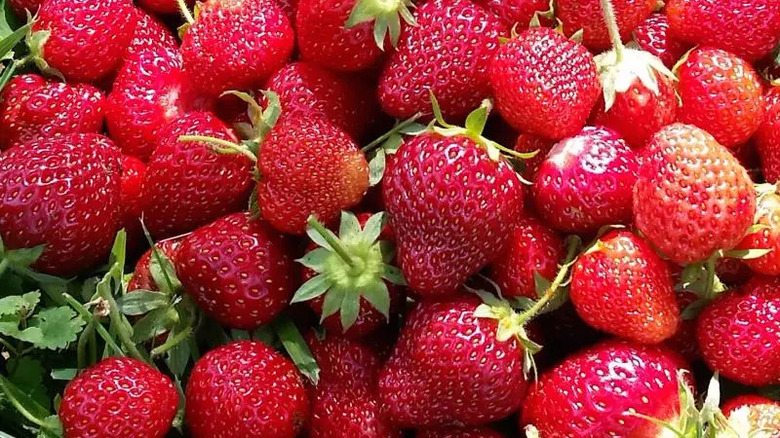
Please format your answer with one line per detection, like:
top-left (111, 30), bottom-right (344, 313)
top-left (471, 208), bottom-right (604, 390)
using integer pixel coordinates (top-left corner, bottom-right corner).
top-left (148, 250), bottom-right (181, 296)
top-left (0, 291), bottom-right (39, 316)
top-left (290, 275), bottom-right (331, 304)
top-left (28, 306), bottom-right (85, 350)
top-left (115, 291), bottom-right (170, 316)
top-left (360, 280), bottom-right (390, 320)
top-left (296, 248), bottom-right (330, 273)
top-left (6, 357), bottom-right (48, 411)
top-left (273, 315), bottom-right (320, 384)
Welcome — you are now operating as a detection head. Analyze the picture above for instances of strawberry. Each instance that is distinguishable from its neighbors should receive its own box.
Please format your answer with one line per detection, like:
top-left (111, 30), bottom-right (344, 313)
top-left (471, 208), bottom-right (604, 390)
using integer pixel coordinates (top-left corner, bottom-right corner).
top-left (0, 133), bottom-right (121, 276)
top-left (571, 230), bottom-right (680, 344)
top-left (520, 340), bottom-right (691, 438)
top-left (378, 296), bottom-right (529, 428)
top-left (275, 0), bottom-right (298, 21)
top-left (513, 133), bottom-right (555, 181)
top-left (488, 217), bottom-right (564, 299)
top-left (176, 212), bottom-right (296, 330)
top-left (119, 155), bottom-right (147, 253)
top-left (472, 0), bottom-right (550, 27)
top-left (6, 0), bottom-right (42, 16)
top-left (696, 276), bottom-right (780, 387)
top-left (59, 357), bottom-right (178, 438)
top-left (532, 126), bottom-right (639, 234)
top-left (140, 112), bottom-right (254, 238)
top-left (307, 331), bottom-right (383, 383)
top-left (29, 0), bottom-right (135, 82)
top-left (180, 0), bottom-right (294, 96)
top-left (757, 87), bottom-right (780, 183)
top-left (137, 0), bottom-right (191, 15)
top-left (633, 124), bottom-right (756, 265)
top-left (720, 395), bottom-right (780, 438)
top-left (633, 13), bottom-right (690, 68)
top-left (0, 74), bottom-right (104, 150)
top-left (490, 27), bottom-right (600, 141)
top-left (185, 341), bottom-right (309, 438)
top-left (418, 427), bottom-right (506, 438)
top-left (734, 191), bottom-right (780, 275)
top-left (378, 0), bottom-right (508, 121)
top-left (663, 290), bottom-right (700, 362)
top-left (124, 8), bottom-right (178, 58)
top-left (666, 0), bottom-right (780, 62)
top-left (675, 47), bottom-right (765, 149)
top-left (128, 237), bottom-right (184, 292)
top-left (382, 101), bottom-right (524, 297)
top-left (556, 0), bottom-right (655, 51)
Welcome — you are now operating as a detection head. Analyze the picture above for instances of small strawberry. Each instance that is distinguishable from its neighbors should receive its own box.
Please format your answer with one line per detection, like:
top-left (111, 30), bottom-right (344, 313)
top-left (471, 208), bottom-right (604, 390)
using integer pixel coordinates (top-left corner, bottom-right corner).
top-left (721, 395), bottom-right (780, 438)
top-left (418, 427), bottom-right (506, 438)
top-left (185, 341), bottom-right (309, 438)
top-left (128, 237), bottom-right (184, 292)
top-left (119, 155), bottom-right (147, 253)
top-left (472, 0), bottom-right (550, 27)
top-left (556, 0), bottom-right (655, 51)
top-left (0, 133), bottom-right (121, 276)
top-left (633, 13), bottom-right (690, 68)
top-left (532, 126), bottom-right (639, 234)
top-left (676, 47), bottom-right (765, 149)
top-left (696, 276), bottom-right (780, 387)
top-left (490, 27), bottom-right (600, 141)
top-left (571, 230), bottom-right (680, 344)
top-left (733, 191), bottom-right (780, 275)
top-left (633, 124), bottom-right (756, 265)
top-left (180, 0), bottom-right (294, 96)
top-left (757, 87), bottom-right (780, 183)
top-left (0, 74), bottom-right (104, 150)
top-left (59, 357), bottom-right (179, 438)
top-left (378, 0), bottom-right (508, 121)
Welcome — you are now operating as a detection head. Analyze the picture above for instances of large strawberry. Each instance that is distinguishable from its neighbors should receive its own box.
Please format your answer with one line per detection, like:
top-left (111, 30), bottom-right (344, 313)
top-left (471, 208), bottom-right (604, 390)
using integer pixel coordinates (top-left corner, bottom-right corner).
top-left (490, 27), bottom-right (600, 141)
top-left (0, 133), bottom-right (121, 276)
top-left (418, 427), bottom-right (506, 438)
top-left (0, 74), bottom-right (104, 150)
top-left (632, 13), bottom-right (690, 68)
top-left (556, 0), bottom-right (655, 51)
top-left (633, 124), bottom-right (756, 265)
top-left (378, 0), bottom-right (508, 121)
top-left (720, 395), bottom-right (780, 438)
top-left (757, 87), bottom-right (780, 183)
top-left (185, 341), bottom-right (309, 438)
top-left (733, 191), bottom-right (780, 275)
top-left (59, 357), bottom-right (179, 438)
top-left (119, 155), bottom-right (147, 254)
top-left (180, 0), bottom-right (294, 96)
top-left (697, 276), bottom-right (780, 387)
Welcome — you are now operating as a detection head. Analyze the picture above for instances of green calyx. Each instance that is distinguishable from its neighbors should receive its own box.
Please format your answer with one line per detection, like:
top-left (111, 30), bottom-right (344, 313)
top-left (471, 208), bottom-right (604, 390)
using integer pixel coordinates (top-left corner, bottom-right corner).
top-left (363, 114), bottom-right (427, 187)
top-left (291, 212), bottom-right (406, 332)
top-left (346, 0), bottom-right (416, 50)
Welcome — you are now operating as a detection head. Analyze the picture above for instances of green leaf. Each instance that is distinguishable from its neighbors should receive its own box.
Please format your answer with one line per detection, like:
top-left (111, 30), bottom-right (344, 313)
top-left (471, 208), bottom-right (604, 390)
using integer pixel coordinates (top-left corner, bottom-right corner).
top-left (340, 291), bottom-right (360, 331)
top-left (360, 280), bottom-right (390, 320)
top-left (368, 148), bottom-right (386, 187)
top-left (252, 325), bottom-right (277, 346)
top-left (0, 375), bottom-right (51, 428)
top-left (290, 275), bottom-right (332, 304)
top-left (296, 248), bottom-right (331, 273)
top-left (0, 291), bottom-right (39, 316)
top-left (108, 230), bottom-right (126, 273)
top-left (4, 245), bottom-right (44, 268)
top-left (115, 290), bottom-right (169, 316)
top-left (148, 247), bottom-right (181, 296)
top-left (338, 211), bottom-right (361, 240)
top-left (0, 0), bottom-right (21, 38)
top-left (0, 272), bottom-right (24, 297)
top-left (381, 264), bottom-right (406, 286)
top-left (29, 306), bottom-right (86, 350)
top-left (0, 319), bottom-right (42, 344)
top-left (464, 103), bottom-right (489, 137)
top-left (165, 332), bottom-right (190, 378)
top-left (320, 286), bottom-right (345, 320)
top-left (0, 21), bottom-right (29, 61)
top-left (306, 221), bottom-right (336, 251)
top-left (49, 369), bottom-right (77, 381)
top-left (361, 212), bottom-right (385, 243)
top-left (273, 315), bottom-right (319, 384)
top-left (681, 299), bottom-right (708, 320)
top-left (721, 248), bottom-right (772, 260)
top-left (131, 307), bottom-right (172, 343)
top-left (7, 357), bottom-right (48, 411)
top-left (533, 272), bottom-right (552, 299)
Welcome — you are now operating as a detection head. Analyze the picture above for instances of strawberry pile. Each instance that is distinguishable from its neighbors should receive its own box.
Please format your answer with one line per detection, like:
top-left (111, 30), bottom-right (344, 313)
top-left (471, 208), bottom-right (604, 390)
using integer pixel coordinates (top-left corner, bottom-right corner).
top-left (0, 0), bottom-right (779, 437)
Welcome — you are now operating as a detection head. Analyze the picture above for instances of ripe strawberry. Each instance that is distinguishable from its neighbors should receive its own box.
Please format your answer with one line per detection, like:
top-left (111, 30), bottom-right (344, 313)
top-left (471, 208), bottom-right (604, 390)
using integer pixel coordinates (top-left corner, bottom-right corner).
top-left (520, 340), bottom-right (691, 438)
top-left (6, 0), bottom-right (42, 16)
top-left (378, 296), bottom-right (528, 428)
top-left (0, 74), bottom-right (104, 150)
top-left (119, 155), bottom-right (147, 253)
top-left (307, 332), bottom-right (383, 383)
top-left (418, 427), bottom-right (506, 438)
top-left (556, 0), bottom-right (655, 51)
top-left (265, 61), bottom-right (379, 140)
top-left (757, 87), bottom-right (780, 183)
top-left (275, 0), bottom-right (298, 21)
top-left (59, 357), bottom-right (178, 438)
top-left (124, 8), bottom-right (178, 58)
top-left (633, 124), bottom-right (756, 265)
top-left (715, 257), bottom-right (753, 287)
top-left (128, 238), bottom-right (184, 292)
top-left (140, 112), bottom-right (254, 238)
top-left (721, 395), bottom-right (780, 438)
top-left (490, 27), bottom-right (600, 141)
top-left (29, 0), bottom-right (135, 82)
top-left (472, 0), bottom-right (550, 27)
top-left (663, 290), bottom-right (700, 362)
top-left (697, 276), bottom-right (780, 387)
top-left (733, 192), bottom-right (780, 275)
top-left (180, 0), bottom-right (294, 96)
top-left (533, 126), bottom-right (639, 234)
top-left (571, 230), bottom-right (680, 344)
top-left (378, 0), bottom-right (508, 121)
top-left (666, 0), bottom-right (780, 62)
top-left (514, 134), bottom-right (555, 181)
top-left (137, 0), bottom-right (191, 15)
top-left (633, 13), bottom-right (690, 68)
top-left (185, 341), bottom-right (309, 438)
top-left (676, 47), bottom-right (765, 149)
top-left (0, 133), bottom-right (121, 276)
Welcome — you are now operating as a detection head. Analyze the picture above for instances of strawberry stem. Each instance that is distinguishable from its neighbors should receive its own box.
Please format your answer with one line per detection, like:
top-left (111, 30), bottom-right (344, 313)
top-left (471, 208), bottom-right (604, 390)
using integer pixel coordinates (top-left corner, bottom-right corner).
top-left (518, 237), bottom-right (580, 323)
top-left (177, 0), bottom-right (194, 24)
top-left (307, 216), bottom-right (358, 269)
top-left (150, 327), bottom-right (193, 357)
top-left (362, 114), bottom-right (422, 152)
top-left (702, 256), bottom-right (717, 300)
top-left (178, 135), bottom-right (258, 162)
top-left (599, 0), bottom-right (624, 62)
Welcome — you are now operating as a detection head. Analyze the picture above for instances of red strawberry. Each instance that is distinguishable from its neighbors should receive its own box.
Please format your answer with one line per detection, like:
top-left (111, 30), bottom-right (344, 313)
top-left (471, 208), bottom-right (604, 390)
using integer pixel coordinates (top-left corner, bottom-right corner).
top-left (490, 27), bottom-right (600, 141)
top-left (514, 133), bottom-right (555, 181)
top-left (275, 0), bottom-right (298, 21)
top-left (124, 8), bottom-right (178, 58)
top-left (307, 332), bottom-right (383, 382)
top-left (520, 340), bottom-right (691, 438)
top-left (721, 395), bottom-right (780, 438)
top-left (757, 87), bottom-right (780, 183)
top-left (59, 357), bottom-right (178, 438)
top-left (378, 296), bottom-right (528, 428)
top-left (715, 257), bottom-right (753, 287)
top-left (0, 133), bottom-right (121, 276)
top-left (378, 0), bottom-right (508, 121)
top-left (0, 74), bottom-right (104, 150)
top-left (140, 112), bottom-right (254, 238)
top-left (488, 217), bottom-right (564, 299)
top-left (633, 13), bottom-right (691, 68)
top-left (571, 230), bottom-right (680, 344)
top-left (137, 0), bottom-right (192, 15)
top-left (185, 341), bottom-right (309, 438)
top-left (265, 61), bottom-right (379, 140)
top-left (119, 155), bottom-right (147, 253)
top-left (633, 124), bottom-right (756, 265)
top-left (696, 276), bottom-right (780, 387)
top-left (666, 0), bottom-right (780, 62)
top-left (6, 0), bottom-right (42, 16)
top-left (556, 0), bottom-right (655, 51)
top-left (128, 238), bottom-right (184, 292)
top-left (472, 0), bottom-right (550, 27)
top-left (663, 290), bottom-right (700, 362)
top-left (176, 212), bottom-right (296, 330)
top-left (417, 427), bottom-right (506, 438)
top-left (180, 0), bottom-right (294, 96)
top-left (676, 47), bottom-right (765, 149)
top-left (29, 0), bottom-right (135, 82)
top-left (533, 126), bottom-right (639, 234)
top-left (734, 192), bottom-right (780, 275)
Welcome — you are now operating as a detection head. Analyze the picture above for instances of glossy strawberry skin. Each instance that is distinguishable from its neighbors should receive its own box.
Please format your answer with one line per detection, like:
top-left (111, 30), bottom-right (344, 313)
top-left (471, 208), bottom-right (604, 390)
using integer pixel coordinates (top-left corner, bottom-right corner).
top-left (520, 340), bottom-right (690, 438)
top-left (533, 126), bottom-right (639, 234)
top-left (0, 74), bottom-right (104, 150)
top-left (571, 230), bottom-right (680, 344)
top-left (59, 357), bottom-right (178, 438)
top-left (663, 290), bottom-right (700, 362)
top-left (666, 0), bottom-right (780, 62)
top-left (734, 193), bottom-right (780, 275)
top-left (378, 0), bottom-right (507, 121)
top-left (556, 0), bottom-right (655, 51)
top-left (676, 47), bottom-right (765, 148)
top-left (185, 341), bottom-right (309, 438)
top-left (472, 0), bottom-right (550, 27)
top-left (180, 0), bottom-right (294, 96)
top-left (697, 277), bottom-right (780, 387)
top-left (490, 27), bottom-right (600, 141)
top-left (137, 0), bottom-right (190, 15)
top-left (0, 134), bottom-right (121, 276)
top-left (125, 8), bottom-right (178, 58)
top-left (417, 427), bottom-right (506, 438)
top-left (119, 155), bottom-right (147, 253)
top-left (632, 13), bottom-right (690, 68)
top-left (514, 134), bottom-right (555, 181)
top-left (128, 238), bottom-right (184, 292)
top-left (757, 87), bottom-right (780, 183)
top-left (32, 0), bottom-right (135, 82)
top-left (633, 124), bottom-right (756, 265)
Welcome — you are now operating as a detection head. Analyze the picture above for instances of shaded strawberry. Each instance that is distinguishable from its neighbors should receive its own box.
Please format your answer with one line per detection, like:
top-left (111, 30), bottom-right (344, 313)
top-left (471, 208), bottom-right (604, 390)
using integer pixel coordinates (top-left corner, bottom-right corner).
top-left (119, 155), bottom-right (147, 254)
top-left (556, 0), bottom-right (655, 51)
top-left (472, 0), bottom-right (550, 27)
top-left (757, 87), bottom-right (780, 183)
top-left (633, 13), bottom-right (690, 68)
top-left (733, 191), bottom-right (780, 275)
top-left (6, 0), bottom-right (42, 16)
top-left (137, 0), bottom-right (191, 15)
top-left (663, 290), bottom-right (700, 362)
top-left (128, 238), bottom-right (184, 292)
top-left (513, 133), bottom-right (555, 181)
top-left (417, 427), bottom-right (506, 438)
top-left (721, 395), bottom-right (780, 438)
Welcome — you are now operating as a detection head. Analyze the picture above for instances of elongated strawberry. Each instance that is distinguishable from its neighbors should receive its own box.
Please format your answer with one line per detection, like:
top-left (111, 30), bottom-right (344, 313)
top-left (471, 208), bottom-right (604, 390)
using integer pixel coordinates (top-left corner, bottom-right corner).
top-left (757, 87), bottom-right (780, 183)
top-left (418, 427), bottom-right (506, 438)
top-left (721, 395), bottom-right (780, 438)
top-left (556, 0), bottom-right (655, 51)
top-left (633, 13), bottom-right (690, 68)
top-left (733, 191), bottom-right (780, 275)
top-left (490, 27), bottom-right (600, 140)
top-left (0, 74), bottom-right (104, 150)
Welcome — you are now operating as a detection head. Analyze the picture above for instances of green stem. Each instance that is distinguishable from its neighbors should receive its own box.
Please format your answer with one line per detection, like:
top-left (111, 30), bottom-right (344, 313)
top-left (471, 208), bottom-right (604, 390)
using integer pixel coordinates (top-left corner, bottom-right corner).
top-left (76, 321), bottom-right (95, 370)
top-left (97, 286), bottom-right (150, 363)
top-left (307, 216), bottom-right (358, 269)
top-left (176, 0), bottom-right (195, 24)
top-left (362, 114), bottom-right (422, 152)
top-left (0, 337), bottom-right (17, 356)
top-left (0, 259), bottom-right (9, 277)
top-left (519, 238), bottom-right (580, 323)
top-left (179, 135), bottom-right (258, 162)
top-left (0, 377), bottom-right (46, 429)
top-left (703, 255), bottom-right (717, 300)
top-left (151, 327), bottom-right (192, 357)
top-left (63, 294), bottom-right (125, 357)
top-left (599, 0), bottom-right (624, 62)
